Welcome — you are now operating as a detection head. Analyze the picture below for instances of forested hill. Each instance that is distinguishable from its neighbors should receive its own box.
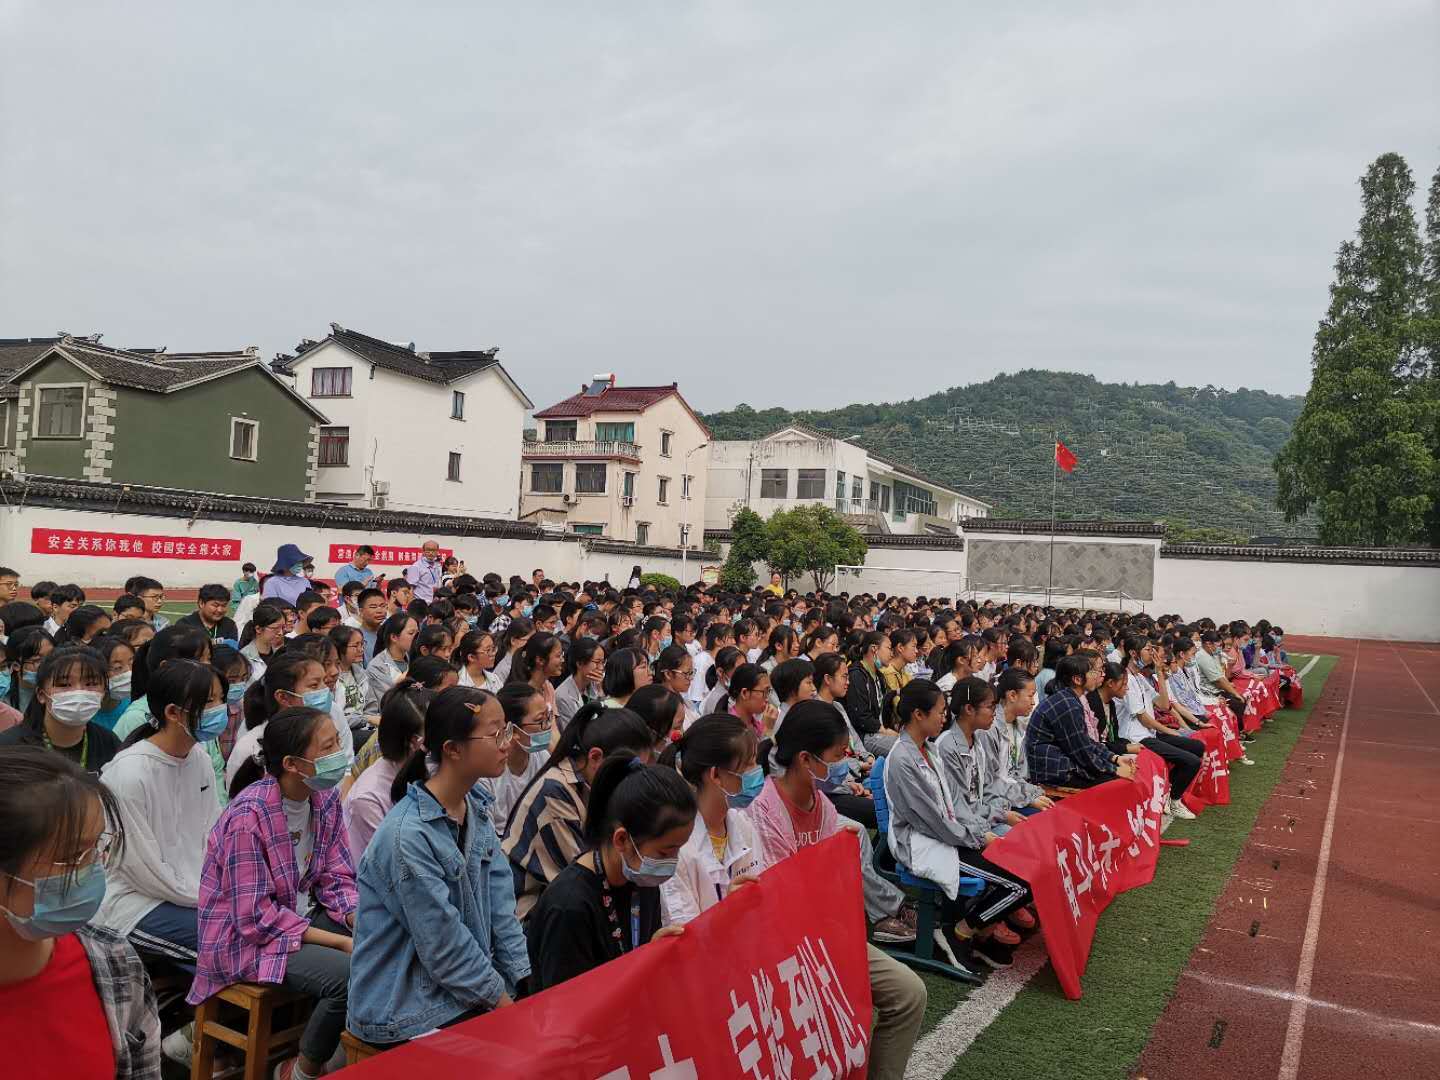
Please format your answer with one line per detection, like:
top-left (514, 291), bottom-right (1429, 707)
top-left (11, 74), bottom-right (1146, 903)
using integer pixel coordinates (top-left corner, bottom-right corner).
top-left (703, 371), bottom-right (1310, 542)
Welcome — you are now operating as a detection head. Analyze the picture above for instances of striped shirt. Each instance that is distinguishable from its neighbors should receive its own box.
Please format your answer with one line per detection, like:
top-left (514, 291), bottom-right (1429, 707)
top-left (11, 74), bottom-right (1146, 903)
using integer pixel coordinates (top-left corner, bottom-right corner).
top-left (500, 759), bottom-right (587, 920)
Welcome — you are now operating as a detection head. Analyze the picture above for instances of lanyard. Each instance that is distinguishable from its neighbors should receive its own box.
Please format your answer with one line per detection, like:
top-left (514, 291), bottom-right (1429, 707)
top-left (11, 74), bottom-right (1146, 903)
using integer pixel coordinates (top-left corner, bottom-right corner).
top-left (594, 851), bottom-right (642, 953)
top-left (44, 727), bottom-right (88, 770)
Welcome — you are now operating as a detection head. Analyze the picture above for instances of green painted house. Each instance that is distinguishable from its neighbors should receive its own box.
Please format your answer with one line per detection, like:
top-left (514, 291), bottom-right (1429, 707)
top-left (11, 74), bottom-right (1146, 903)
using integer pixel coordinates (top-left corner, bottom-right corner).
top-left (0, 336), bottom-right (328, 500)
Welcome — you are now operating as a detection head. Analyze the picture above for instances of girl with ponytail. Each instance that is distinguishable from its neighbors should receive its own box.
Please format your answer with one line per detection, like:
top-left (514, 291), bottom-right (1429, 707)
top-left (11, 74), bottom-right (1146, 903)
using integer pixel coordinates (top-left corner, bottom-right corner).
top-left (349, 686), bottom-right (530, 1046)
top-left (341, 681), bottom-right (433, 860)
top-left (477, 683), bottom-right (551, 832)
top-left (656, 715), bottom-right (763, 924)
top-left (500, 702), bottom-right (653, 919)
top-left (526, 756), bottom-right (694, 991)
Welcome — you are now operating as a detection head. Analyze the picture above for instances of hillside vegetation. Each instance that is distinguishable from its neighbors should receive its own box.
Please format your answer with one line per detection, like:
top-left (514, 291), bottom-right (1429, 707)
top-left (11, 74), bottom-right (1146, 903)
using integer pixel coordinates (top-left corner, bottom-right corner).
top-left (703, 370), bottom-right (1310, 541)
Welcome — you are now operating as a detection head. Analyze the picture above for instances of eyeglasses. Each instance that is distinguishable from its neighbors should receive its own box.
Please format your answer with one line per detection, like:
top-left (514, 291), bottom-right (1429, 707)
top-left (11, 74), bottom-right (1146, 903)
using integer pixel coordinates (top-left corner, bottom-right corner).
top-left (457, 723), bottom-right (515, 748)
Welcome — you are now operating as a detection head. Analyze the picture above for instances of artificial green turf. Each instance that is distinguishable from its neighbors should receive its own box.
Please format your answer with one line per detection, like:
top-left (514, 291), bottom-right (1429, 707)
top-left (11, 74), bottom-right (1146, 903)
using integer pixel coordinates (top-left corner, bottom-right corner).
top-left (911, 655), bottom-right (1339, 1080)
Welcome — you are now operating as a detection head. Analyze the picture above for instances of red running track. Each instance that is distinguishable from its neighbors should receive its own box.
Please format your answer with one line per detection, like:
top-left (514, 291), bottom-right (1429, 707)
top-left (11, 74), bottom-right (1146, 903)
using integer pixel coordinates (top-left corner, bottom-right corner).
top-left (1137, 637), bottom-right (1440, 1080)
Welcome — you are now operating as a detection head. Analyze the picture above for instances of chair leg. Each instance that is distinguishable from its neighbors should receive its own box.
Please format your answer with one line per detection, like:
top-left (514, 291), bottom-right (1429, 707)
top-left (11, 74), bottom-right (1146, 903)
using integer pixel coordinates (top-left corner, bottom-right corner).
top-left (245, 998), bottom-right (274, 1080)
top-left (914, 896), bottom-right (937, 962)
top-left (191, 998), bottom-right (218, 1080)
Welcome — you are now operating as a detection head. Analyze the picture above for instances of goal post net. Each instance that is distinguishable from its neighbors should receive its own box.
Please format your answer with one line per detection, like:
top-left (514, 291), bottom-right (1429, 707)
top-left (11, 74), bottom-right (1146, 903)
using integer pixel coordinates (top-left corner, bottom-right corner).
top-left (832, 565), bottom-right (967, 605)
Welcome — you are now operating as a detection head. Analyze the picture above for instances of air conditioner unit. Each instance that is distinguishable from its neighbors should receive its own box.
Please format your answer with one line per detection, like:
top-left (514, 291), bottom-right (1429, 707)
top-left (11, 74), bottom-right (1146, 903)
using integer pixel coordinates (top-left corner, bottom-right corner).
top-left (563, 494), bottom-right (578, 505)
top-left (372, 480), bottom-right (391, 495)
top-left (621, 495), bottom-right (635, 507)
top-left (373, 495), bottom-right (388, 509)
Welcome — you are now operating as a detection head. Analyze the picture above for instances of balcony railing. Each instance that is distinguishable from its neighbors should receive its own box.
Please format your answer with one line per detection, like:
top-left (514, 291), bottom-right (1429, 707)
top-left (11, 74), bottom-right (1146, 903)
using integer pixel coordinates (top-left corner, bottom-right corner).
top-left (522, 439), bottom-right (642, 461)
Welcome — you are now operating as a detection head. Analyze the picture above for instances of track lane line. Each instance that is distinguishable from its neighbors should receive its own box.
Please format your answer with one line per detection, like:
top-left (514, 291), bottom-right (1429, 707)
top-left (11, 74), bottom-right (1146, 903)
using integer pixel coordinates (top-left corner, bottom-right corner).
top-left (1389, 641), bottom-right (1440, 716)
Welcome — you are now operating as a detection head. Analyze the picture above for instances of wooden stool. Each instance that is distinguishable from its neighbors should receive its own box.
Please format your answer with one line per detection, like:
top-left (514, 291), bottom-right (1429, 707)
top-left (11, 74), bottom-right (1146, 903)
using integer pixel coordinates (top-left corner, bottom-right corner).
top-left (191, 983), bottom-right (310, 1080)
top-left (341, 1030), bottom-right (382, 1066)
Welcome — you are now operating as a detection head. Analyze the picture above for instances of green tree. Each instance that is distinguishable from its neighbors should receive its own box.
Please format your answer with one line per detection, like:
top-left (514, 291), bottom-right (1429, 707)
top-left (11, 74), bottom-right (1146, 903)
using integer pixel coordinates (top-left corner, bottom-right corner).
top-left (719, 506), bottom-right (767, 591)
top-left (1420, 163), bottom-right (1440, 544)
top-left (1274, 153), bottom-right (1434, 545)
top-left (763, 505), bottom-right (867, 592)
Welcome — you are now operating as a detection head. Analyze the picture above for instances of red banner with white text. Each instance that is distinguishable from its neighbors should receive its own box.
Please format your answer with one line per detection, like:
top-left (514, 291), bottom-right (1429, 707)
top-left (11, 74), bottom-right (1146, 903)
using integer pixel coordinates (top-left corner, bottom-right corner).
top-left (30, 527), bottom-right (241, 560)
top-left (986, 750), bottom-right (1168, 999)
top-left (345, 832), bottom-right (873, 1079)
top-left (1180, 725), bottom-right (1230, 815)
top-left (329, 543), bottom-right (453, 566)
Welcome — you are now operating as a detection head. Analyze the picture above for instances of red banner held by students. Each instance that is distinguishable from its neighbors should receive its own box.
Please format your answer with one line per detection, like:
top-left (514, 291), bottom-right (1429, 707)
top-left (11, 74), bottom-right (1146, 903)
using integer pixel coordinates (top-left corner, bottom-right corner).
top-left (30, 527), bottom-right (241, 561)
top-left (345, 832), bottom-right (873, 1079)
top-left (986, 750), bottom-right (1168, 999)
top-left (1180, 725), bottom-right (1230, 815)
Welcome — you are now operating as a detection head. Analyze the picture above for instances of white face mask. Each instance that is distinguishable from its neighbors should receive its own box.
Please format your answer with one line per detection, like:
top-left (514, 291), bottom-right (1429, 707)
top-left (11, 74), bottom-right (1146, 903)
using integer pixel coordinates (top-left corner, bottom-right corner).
top-left (108, 672), bottom-right (133, 699)
top-left (48, 690), bottom-right (105, 727)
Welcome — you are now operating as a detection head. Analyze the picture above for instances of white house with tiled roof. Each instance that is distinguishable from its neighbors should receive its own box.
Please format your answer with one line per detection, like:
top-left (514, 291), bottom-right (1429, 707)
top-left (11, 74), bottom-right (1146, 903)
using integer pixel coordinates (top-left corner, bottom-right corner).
top-left (706, 423), bottom-right (989, 536)
top-left (520, 374), bottom-right (711, 548)
top-left (270, 323), bottom-right (533, 517)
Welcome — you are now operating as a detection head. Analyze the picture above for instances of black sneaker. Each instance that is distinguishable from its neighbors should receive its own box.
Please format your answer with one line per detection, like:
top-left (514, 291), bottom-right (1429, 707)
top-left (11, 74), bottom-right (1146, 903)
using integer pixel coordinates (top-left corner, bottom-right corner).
top-left (972, 936), bottom-right (1015, 970)
top-left (944, 933), bottom-right (988, 983)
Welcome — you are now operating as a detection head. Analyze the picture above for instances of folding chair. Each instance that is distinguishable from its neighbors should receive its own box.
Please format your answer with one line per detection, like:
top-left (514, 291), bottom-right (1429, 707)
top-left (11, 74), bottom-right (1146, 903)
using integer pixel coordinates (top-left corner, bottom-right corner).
top-left (867, 755), bottom-right (984, 984)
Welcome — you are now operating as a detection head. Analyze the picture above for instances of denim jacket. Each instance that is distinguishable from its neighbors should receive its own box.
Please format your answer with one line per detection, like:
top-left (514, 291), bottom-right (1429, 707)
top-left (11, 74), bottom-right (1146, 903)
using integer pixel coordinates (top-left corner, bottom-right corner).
top-left (348, 780), bottom-right (531, 1043)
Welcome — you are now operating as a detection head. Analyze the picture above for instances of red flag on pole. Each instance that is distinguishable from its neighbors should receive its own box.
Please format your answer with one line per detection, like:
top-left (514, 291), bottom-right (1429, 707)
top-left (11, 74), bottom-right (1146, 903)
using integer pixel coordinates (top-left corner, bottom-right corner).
top-left (1055, 440), bottom-right (1077, 473)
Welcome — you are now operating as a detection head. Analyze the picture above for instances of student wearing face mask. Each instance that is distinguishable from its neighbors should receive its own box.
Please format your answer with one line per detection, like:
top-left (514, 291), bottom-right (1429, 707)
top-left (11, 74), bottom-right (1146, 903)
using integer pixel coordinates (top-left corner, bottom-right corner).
top-left (525, 758), bottom-right (694, 991)
top-left (196, 707), bottom-right (357, 1080)
top-left (0, 647), bottom-right (121, 775)
top-left (343, 682), bottom-right (433, 858)
top-left (261, 544), bottom-right (315, 607)
top-left (225, 655), bottom-right (329, 790)
top-left (0, 748), bottom-right (162, 1080)
top-left (95, 661), bottom-right (227, 990)
top-left (90, 636), bottom-right (137, 731)
top-left (349, 687), bottom-right (530, 1046)
top-left (478, 684), bottom-right (553, 832)
top-left (656, 715), bottom-right (764, 924)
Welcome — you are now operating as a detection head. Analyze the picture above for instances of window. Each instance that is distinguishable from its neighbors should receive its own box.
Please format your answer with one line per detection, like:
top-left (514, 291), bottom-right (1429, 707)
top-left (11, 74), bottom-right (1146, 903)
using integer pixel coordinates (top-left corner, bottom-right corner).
top-left (530, 462), bottom-right (563, 493)
top-left (229, 417), bottom-right (259, 461)
top-left (681, 474), bottom-right (692, 500)
top-left (447, 452), bottom-right (462, 482)
top-left (797, 469), bottom-right (826, 500)
top-left (636, 522), bottom-right (650, 545)
top-left (544, 420), bottom-right (578, 442)
top-left (657, 477), bottom-right (670, 504)
top-left (451, 390), bottom-right (465, 419)
top-left (318, 426), bottom-right (349, 467)
top-left (660, 430), bottom-right (673, 456)
top-left (836, 471), bottom-right (846, 504)
top-left (0, 400), bottom-right (9, 448)
top-left (595, 421), bottom-right (635, 443)
top-left (895, 480), bottom-right (938, 517)
top-left (570, 523), bottom-right (604, 536)
top-left (874, 483), bottom-right (891, 513)
top-left (760, 468), bottom-right (788, 499)
top-left (575, 462), bottom-right (607, 493)
top-left (33, 385), bottom-right (85, 439)
top-left (622, 471), bottom-right (636, 498)
top-left (852, 476), bottom-right (863, 504)
top-left (311, 367), bottom-right (352, 397)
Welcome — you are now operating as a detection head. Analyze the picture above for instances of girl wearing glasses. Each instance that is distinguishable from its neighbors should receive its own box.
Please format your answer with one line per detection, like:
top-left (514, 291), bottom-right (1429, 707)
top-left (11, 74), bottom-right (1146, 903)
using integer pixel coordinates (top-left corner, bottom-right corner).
top-left (0, 746), bottom-right (160, 1079)
top-left (480, 684), bottom-right (553, 831)
top-left (349, 687), bottom-right (530, 1047)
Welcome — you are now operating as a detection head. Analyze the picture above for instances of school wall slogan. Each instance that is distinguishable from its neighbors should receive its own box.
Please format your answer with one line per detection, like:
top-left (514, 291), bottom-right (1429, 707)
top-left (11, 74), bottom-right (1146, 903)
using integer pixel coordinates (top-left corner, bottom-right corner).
top-left (986, 750), bottom-right (1168, 999)
top-left (29, 527), bottom-right (241, 561)
top-left (329, 543), bottom-right (454, 566)
top-left (344, 833), bottom-right (874, 1080)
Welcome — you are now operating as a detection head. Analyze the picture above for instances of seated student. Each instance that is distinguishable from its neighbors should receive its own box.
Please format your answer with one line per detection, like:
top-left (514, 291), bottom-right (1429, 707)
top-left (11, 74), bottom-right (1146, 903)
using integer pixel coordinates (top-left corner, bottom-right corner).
top-left (1193, 631), bottom-right (1251, 741)
top-left (627, 684), bottom-right (686, 756)
top-left (502, 704), bottom-right (654, 919)
top-left (600, 646), bottom-right (651, 709)
top-left (657, 715), bottom-right (765, 924)
top-left (889, 680), bottom-right (1033, 973)
top-left (478, 684), bottom-right (552, 832)
top-left (1035, 637), bottom-right (1068, 700)
top-left (1112, 640), bottom-right (1204, 820)
top-left (112, 593), bottom-right (147, 624)
top-left (975, 668), bottom-right (1054, 816)
top-left (305, 607), bottom-right (342, 636)
top-left (225, 653), bottom-right (329, 789)
top-left (727, 662), bottom-right (778, 739)
top-left (113, 625), bottom-right (213, 740)
top-left (42, 584), bottom-right (84, 638)
top-left (776, 657), bottom-right (874, 827)
top-left (526, 758), bottom-right (692, 991)
top-left (653, 645), bottom-right (698, 730)
top-left (328, 626), bottom-right (369, 732)
top-left (192, 707), bottom-right (357, 1080)
top-left (408, 623), bottom-right (454, 666)
top-left (349, 687), bottom-right (530, 1046)
top-left (802, 625), bottom-right (840, 663)
top-left (880, 630), bottom-right (917, 699)
top-left (687, 622), bottom-right (726, 713)
top-left (342, 681), bottom-right (433, 861)
top-left (284, 633), bottom-right (357, 766)
top-left (239, 602), bottom-right (287, 684)
top-left (0, 638), bottom-right (22, 734)
top-left (491, 617), bottom-right (534, 685)
top-left (934, 639), bottom-right (978, 695)
top-left (454, 629), bottom-right (503, 693)
top-left (508, 632), bottom-right (563, 721)
top-left (28, 579), bottom-right (58, 621)
top-left (555, 637), bottom-right (605, 732)
top-left (770, 656), bottom-right (816, 725)
top-left (96, 660), bottom-right (226, 977)
top-left (0, 646), bottom-right (122, 775)
top-left (4, 624), bottom-right (53, 715)
top-left (699, 645), bottom-right (744, 716)
top-left (1023, 654), bottom-right (1137, 789)
top-left (176, 585), bottom-right (239, 644)
top-left (0, 747), bottom-right (162, 1078)
top-left (845, 631), bottom-right (900, 755)
top-left (89, 636), bottom-right (137, 732)
top-left (364, 613), bottom-right (417, 714)
top-left (54, 605), bottom-right (112, 647)
top-left (812, 651), bottom-right (877, 778)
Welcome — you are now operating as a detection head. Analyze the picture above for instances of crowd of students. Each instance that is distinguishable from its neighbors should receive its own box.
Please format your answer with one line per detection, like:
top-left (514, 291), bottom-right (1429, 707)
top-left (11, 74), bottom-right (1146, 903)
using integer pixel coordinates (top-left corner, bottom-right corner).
top-left (0, 556), bottom-right (1294, 1079)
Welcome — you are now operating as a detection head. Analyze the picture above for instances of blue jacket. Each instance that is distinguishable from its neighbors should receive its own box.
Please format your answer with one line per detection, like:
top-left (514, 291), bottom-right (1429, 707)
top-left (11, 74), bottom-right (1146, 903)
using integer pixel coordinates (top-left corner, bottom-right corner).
top-left (348, 780), bottom-right (530, 1042)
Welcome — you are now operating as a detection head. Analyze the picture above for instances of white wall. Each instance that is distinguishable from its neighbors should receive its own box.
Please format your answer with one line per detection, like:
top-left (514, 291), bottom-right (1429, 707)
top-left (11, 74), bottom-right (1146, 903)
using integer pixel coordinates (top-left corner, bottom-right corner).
top-left (1153, 556), bottom-right (1440, 641)
top-left (0, 504), bottom-right (711, 591)
top-left (285, 342), bottom-right (526, 518)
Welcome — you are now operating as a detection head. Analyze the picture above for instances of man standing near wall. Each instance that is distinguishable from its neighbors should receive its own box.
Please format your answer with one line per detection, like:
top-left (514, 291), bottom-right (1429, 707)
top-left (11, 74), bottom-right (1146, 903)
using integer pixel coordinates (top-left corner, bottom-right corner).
top-left (335, 545), bottom-right (377, 589)
top-left (404, 541), bottom-right (443, 603)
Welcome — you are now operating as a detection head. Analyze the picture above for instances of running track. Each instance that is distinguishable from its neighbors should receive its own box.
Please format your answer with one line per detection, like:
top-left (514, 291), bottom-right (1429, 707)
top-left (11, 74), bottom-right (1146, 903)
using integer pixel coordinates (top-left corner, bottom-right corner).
top-left (1137, 638), bottom-right (1440, 1080)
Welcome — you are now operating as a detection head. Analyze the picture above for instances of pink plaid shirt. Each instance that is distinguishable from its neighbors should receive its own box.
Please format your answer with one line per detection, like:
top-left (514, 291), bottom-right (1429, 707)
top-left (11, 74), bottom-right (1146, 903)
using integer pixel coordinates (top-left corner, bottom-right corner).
top-left (187, 776), bottom-right (357, 1004)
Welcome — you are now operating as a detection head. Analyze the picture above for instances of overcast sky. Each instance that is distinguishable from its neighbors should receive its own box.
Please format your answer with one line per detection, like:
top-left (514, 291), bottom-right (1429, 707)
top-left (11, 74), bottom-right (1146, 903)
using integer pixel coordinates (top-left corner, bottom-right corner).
top-left (2, 1), bottom-right (1436, 414)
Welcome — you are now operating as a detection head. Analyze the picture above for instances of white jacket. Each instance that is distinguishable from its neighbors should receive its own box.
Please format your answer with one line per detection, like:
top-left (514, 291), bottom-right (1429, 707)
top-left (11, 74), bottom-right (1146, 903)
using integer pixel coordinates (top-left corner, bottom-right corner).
top-left (660, 809), bottom-right (765, 925)
top-left (97, 740), bottom-right (222, 935)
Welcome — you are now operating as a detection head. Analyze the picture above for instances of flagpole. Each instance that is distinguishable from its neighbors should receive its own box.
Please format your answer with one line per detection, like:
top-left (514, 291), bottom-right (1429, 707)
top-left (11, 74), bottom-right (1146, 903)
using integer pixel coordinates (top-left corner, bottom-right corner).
top-left (1048, 431), bottom-right (1058, 608)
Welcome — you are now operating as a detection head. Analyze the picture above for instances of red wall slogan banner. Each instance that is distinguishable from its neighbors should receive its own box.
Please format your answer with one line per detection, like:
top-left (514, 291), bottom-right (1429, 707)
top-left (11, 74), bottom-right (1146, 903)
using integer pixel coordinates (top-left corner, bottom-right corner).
top-left (329, 543), bottom-right (453, 566)
top-left (30, 527), bottom-right (241, 561)
top-left (986, 750), bottom-right (1168, 999)
top-left (345, 833), bottom-right (874, 1080)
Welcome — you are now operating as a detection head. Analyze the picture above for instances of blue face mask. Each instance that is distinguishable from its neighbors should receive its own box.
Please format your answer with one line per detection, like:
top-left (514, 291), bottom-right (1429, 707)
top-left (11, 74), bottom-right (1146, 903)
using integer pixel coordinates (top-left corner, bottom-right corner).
top-left (521, 603), bottom-right (535, 618)
top-left (292, 688), bottom-right (332, 712)
top-left (1, 861), bottom-right (108, 941)
top-left (659, 635), bottom-right (673, 652)
top-left (226, 683), bottom-right (247, 705)
top-left (620, 837), bottom-right (678, 887)
top-left (22, 669), bottom-right (37, 687)
top-left (195, 703), bottom-right (230, 742)
top-left (524, 728), bottom-right (551, 755)
top-left (298, 750), bottom-right (349, 791)
top-left (0, 671), bottom-right (10, 700)
top-left (467, 615), bottom-right (479, 628)
top-left (290, 564), bottom-right (307, 577)
top-left (813, 756), bottom-right (851, 786)
top-left (725, 765), bottom-right (766, 810)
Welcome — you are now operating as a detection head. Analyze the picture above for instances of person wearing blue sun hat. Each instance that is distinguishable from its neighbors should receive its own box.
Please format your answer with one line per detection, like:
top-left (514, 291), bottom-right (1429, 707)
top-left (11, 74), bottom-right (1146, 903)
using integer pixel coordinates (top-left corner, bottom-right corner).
top-left (261, 543), bottom-right (313, 605)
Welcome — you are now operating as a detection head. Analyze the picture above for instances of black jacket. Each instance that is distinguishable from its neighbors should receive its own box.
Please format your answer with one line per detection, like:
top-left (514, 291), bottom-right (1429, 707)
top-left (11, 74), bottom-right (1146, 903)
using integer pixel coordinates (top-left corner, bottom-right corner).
top-left (844, 662), bottom-right (886, 736)
top-left (177, 611), bottom-right (239, 643)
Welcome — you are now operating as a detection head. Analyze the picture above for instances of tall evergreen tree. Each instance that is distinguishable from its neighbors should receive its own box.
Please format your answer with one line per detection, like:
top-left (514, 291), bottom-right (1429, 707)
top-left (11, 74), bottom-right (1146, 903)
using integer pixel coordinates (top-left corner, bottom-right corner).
top-left (1274, 153), bottom-right (1434, 545)
top-left (1419, 163), bottom-right (1440, 543)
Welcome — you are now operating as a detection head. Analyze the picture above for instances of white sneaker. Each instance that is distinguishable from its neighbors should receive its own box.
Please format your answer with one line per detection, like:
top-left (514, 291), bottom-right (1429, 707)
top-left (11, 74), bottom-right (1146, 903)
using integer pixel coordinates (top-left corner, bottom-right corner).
top-left (162, 1024), bottom-right (193, 1069)
top-left (1239, 754), bottom-right (1256, 766)
top-left (1168, 798), bottom-right (1197, 820)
